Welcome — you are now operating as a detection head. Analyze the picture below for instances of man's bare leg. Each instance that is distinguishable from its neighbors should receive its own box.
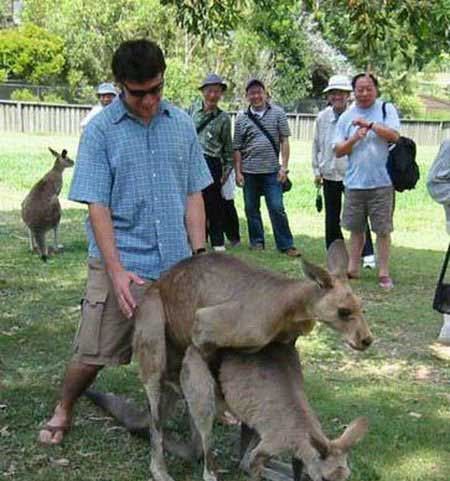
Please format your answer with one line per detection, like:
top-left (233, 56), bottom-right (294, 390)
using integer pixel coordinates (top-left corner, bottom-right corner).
top-left (39, 361), bottom-right (103, 444)
top-left (376, 233), bottom-right (391, 278)
top-left (347, 231), bottom-right (365, 277)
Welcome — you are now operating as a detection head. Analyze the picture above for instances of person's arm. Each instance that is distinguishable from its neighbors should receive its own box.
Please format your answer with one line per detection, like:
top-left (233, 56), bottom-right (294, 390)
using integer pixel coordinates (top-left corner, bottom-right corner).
top-left (185, 192), bottom-right (206, 252)
top-left (312, 119), bottom-right (322, 186)
top-left (335, 128), bottom-right (368, 157)
top-left (233, 150), bottom-right (244, 187)
top-left (352, 117), bottom-right (399, 143)
top-left (278, 136), bottom-right (290, 182)
top-left (220, 115), bottom-right (233, 182)
top-left (89, 203), bottom-right (144, 319)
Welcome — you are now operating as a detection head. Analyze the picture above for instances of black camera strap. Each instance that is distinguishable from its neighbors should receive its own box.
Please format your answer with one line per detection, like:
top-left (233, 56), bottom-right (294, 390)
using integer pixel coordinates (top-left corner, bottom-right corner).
top-left (437, 243), bottom-right (450, 287)
top-left (196, 109), bottom-right (221, 134)
top-left (246, 108), bottom-right (280, 157)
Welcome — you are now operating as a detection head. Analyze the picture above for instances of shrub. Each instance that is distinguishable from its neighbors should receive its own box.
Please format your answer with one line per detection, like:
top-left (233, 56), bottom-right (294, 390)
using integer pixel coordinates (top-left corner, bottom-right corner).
top-left (10, 89), bottom-right (39, 102)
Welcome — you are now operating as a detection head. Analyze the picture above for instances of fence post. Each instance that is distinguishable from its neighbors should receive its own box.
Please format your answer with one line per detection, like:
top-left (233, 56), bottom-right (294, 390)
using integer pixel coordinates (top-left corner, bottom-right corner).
top-left (16, 102), bottom-right (24, 132)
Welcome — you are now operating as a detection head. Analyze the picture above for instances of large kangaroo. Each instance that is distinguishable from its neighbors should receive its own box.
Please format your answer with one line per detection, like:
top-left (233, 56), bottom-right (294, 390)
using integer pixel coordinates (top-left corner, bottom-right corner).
top-left (21, 148), bottom-right (74, 261)
top-left (132, 240), bottom-right (373, 481)
top-left (87, 343), bottom-right (368, 481)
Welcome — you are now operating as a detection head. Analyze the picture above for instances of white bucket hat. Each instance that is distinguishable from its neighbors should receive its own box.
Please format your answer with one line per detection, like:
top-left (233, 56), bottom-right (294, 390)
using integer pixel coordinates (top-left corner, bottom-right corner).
top-left (323, 75), bottom-right (352, 93)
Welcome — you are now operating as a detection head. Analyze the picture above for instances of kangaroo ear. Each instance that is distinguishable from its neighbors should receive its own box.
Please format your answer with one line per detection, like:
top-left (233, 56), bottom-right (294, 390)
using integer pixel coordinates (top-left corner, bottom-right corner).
top-left (327, 239), bottom-right (349, 279)
top-left (333, 417), bottom-right (369, 452)
top-left (310, 433), bottom-right (330, 459)
top-left (48, 147), bottom-right (59, 158)
top-left (301, 258), bottom-right (334, 289)
top-left (61, 149), bottom-right (67, 158)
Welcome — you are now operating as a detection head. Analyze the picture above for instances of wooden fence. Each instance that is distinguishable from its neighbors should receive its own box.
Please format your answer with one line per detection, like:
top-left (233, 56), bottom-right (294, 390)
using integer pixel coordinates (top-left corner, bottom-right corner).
top-left (1, 100), bottom-right (449, 144)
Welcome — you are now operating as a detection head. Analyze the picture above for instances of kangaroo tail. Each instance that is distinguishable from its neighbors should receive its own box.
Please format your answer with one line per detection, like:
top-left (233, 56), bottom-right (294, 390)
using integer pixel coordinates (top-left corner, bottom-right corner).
top-left (84, 390), bottom-right (150, 439)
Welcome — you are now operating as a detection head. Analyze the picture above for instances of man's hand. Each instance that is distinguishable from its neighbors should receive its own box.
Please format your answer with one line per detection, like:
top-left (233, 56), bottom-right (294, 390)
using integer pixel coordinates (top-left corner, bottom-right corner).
top-left (277, 166), bottom-right (288, 183)
top-left (314, 175), bottom-right (322, 187)
top-left (236, 171), bottom-right (245, 187)
top-left (352, 127), bottom-right (369, 142)
top-left (352, 117), bottom-right (372, 129)
top-left (108, 269), bottom-right (145, 319)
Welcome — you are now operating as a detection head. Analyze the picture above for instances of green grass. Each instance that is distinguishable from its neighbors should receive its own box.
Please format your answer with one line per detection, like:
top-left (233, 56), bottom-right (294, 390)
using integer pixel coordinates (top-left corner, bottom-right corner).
top-left (0, 133), bottom-right (449, 481)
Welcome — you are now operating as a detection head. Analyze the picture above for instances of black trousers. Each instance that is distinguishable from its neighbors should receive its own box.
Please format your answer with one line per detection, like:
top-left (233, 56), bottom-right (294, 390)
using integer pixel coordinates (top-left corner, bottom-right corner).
top-left (223, 199), bottom-right (240, 243)
top-left (323, 179), bottom-right (374, 255)
top-left (202, 155), bottom-right (225, 247)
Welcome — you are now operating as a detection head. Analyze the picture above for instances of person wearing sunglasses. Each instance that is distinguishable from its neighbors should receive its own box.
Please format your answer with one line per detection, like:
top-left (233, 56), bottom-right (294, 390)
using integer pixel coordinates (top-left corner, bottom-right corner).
top-left (39, 39), bottom-right (212, 445)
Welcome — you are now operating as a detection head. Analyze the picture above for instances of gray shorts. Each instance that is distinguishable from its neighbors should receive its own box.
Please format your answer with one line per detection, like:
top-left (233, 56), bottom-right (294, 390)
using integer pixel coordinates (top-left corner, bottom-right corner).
top-left (72, 258), bottom-right (153, 366)
top-left (342, 186), bottom-right (394, 235)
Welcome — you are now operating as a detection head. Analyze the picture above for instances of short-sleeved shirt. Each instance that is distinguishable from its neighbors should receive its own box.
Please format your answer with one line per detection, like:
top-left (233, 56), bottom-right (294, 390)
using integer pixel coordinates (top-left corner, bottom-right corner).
top-left (233, 103), bottom-right (291, 174)
top-left (69, 97), bottom-right (212, 280)
top-left (334, 99), bottom-right (400, 189)
top-left (190, 104), bottom-right (233, 170)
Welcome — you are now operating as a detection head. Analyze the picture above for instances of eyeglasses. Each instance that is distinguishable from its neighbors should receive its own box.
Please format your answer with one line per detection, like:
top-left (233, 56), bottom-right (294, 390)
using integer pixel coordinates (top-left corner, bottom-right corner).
top-left (123, 80), bottom-right (164, 98)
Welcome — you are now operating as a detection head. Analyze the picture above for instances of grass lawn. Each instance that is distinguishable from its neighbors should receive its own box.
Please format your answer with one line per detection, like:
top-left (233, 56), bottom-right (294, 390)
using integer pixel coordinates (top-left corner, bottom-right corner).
top-left (0, 133), bottom-right (449, 481)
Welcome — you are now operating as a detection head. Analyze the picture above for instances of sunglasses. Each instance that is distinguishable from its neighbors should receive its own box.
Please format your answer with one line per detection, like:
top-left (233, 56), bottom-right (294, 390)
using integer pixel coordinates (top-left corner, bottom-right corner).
top-left (123, 80), bottom-right (164, 98)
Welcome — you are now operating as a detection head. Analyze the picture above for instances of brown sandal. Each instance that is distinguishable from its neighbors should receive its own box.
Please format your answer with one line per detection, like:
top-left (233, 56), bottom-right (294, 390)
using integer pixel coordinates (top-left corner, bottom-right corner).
top-left (347, 271), bottom-right (360, 279)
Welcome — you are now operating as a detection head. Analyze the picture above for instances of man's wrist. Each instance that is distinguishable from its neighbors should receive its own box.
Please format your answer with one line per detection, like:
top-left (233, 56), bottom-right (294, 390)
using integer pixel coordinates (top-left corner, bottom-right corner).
top-left (280, 166), bottom-right (289, 174)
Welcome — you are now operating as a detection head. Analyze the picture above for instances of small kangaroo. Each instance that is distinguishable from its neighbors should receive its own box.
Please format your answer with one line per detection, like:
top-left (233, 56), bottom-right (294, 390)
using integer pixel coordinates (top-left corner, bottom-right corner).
top-left (21, 148), bottom-right (74, 261)
top-left (218, 343), bottom-right (369, 481)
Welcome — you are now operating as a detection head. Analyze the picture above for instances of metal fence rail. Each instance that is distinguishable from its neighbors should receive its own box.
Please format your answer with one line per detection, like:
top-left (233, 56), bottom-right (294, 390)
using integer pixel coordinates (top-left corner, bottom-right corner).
top-left (1, 100), bottom-right (449, 144)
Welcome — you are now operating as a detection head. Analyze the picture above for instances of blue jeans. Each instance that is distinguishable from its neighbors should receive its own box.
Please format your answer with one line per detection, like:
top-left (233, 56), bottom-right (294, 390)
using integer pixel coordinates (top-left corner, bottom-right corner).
top-left (243, 172), bottom-right (294, 251)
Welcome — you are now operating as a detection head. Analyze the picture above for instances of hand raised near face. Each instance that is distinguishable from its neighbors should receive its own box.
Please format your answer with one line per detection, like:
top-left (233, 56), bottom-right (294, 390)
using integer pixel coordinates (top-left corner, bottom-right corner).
top-left (352, 117), bottom-right (372, 129)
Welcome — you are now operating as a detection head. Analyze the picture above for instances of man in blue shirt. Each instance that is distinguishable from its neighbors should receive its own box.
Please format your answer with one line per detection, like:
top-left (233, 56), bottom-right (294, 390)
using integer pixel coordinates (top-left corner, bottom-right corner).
top-left (334, 73), bottom-right (400, 290)
top-left (39, 39), bottom-right (212, 444)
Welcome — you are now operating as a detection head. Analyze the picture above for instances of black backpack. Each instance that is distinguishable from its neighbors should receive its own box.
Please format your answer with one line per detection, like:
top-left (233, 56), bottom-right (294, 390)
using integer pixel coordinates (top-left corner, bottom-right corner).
top-left (382, 102), bottom-right (420, 192)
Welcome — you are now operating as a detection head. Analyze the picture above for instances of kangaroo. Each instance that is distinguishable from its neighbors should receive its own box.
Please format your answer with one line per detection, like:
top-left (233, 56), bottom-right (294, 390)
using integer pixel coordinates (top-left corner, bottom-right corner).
top-left (86, 343), bottom-right (368, 481)
top-left (218, 343), bottom-right (368, 481)
top-left (21, 148), bottom-right (74, 261)
top-left (131, 239), bottom-right (373, 481)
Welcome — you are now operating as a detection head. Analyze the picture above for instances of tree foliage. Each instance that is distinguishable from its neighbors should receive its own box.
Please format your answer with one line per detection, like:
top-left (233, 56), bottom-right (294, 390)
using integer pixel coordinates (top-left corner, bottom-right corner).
top-left (0, 24), bottom-right (65, 83)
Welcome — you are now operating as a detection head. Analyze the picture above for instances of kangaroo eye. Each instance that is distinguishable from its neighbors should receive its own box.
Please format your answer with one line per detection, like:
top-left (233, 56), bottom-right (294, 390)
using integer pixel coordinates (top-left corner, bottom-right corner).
top-left (338, 308), bottom-right (352, 320)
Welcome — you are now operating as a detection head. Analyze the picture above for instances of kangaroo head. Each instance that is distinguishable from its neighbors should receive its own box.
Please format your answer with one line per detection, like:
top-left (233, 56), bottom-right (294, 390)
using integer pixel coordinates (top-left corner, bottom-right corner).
top-left (302, 240), bottom-right (373, 351)
top-left (49, 147), bottom-right (74, 169)
top-left (306, 417), bottom-right (369, 481)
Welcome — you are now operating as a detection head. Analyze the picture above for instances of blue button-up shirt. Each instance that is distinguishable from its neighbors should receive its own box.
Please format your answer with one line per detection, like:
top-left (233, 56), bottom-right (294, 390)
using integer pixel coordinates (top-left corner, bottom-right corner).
top-left (69, 97), bottom-right (212, 279)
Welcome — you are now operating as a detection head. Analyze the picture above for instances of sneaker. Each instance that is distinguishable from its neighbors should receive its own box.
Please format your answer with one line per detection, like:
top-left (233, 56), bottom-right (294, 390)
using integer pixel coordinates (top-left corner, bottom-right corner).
top-left (250, 243), bottom-right (264, 251)
top-left (362, 255), bottom-right (376, 269)
top-left (213, 245), bottom-right (226, 252)
top-left (437, 319), bottom-right (450, 346)
top-left (283, 247), bottom-right (301, 257)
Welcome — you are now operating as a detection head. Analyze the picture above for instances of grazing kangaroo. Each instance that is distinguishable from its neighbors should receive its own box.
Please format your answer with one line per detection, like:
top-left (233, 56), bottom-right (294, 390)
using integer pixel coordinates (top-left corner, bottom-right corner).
top-left (218, 343), bottom-right (369, 481)
top-left (86, 343), bottom-right (368, 481)
top-left (21, 148), bottom-right (74, 261)
top-left (131, 239), bottom-right (373, 481)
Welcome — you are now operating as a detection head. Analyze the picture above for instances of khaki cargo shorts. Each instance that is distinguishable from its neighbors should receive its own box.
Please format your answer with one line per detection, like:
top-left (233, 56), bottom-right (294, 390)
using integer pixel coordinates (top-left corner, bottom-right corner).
top-left (73, 258), bottom-right (153, 366)
top-left (342, 186), bottom-right (394, 235)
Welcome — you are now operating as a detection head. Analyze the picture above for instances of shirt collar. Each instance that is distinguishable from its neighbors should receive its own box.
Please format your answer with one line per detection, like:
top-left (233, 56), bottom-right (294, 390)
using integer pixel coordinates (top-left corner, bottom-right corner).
top-left (112, 95), bottom-right (172, 124)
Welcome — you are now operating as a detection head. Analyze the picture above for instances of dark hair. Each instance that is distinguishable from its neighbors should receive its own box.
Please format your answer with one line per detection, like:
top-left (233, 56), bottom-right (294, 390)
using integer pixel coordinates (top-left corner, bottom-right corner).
top-left (112, 39), bottom-right (166, 84)
top-left (351, 73), bottom-right (379, 90)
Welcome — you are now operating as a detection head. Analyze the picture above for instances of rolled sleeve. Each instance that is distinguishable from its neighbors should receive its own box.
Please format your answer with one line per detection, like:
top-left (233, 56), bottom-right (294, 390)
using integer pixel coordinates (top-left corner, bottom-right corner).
top-left (385, 103), bottom-right (401, 132)
top-left (187, 132), bottom-right (213, 194)
top-left (278, 111), bottom-right (291, 137)
top-left (69, 125), bottom-right (112, 206)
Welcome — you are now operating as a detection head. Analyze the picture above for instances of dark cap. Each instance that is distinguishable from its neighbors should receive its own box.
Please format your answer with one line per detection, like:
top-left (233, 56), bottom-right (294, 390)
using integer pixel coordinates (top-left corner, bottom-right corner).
top-left (199, 73), bottom-right (227, 91)
top-left (246, 78), bottom-right (265, 92)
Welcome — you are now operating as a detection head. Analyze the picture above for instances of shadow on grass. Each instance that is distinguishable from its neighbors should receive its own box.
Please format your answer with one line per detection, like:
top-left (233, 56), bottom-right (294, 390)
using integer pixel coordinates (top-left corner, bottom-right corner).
top-left (0, 206), bottom-right (448, 481)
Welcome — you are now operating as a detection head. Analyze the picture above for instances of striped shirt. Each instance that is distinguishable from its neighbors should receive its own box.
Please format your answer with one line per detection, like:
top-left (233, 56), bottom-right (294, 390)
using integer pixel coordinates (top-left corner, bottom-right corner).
top-left (69, 96), bottom-right (212, 280)
top-left (233, 103), bottom-right (291, 174)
